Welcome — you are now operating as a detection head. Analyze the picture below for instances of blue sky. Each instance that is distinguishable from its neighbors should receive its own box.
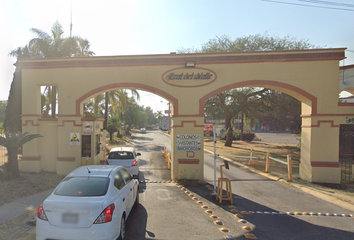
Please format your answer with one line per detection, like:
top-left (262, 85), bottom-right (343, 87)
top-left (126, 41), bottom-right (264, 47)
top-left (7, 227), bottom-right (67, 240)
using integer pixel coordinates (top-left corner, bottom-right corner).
top-left (1, 0), bottom-right (353, 112)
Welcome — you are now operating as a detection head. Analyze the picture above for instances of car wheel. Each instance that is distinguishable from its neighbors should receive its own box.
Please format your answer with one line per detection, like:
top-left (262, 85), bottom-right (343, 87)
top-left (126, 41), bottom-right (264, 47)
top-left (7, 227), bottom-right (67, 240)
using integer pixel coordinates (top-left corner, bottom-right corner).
top-left (118, 216), bottom-right (126, 240)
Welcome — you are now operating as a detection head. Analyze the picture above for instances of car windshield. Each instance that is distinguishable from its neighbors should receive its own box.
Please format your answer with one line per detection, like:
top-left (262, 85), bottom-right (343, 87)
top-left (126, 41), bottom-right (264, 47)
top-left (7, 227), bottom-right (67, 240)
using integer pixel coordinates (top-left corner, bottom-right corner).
top-left (54, 177), bottom-right (109, 197)
top-left (108, 151), bottom-right (134, 159)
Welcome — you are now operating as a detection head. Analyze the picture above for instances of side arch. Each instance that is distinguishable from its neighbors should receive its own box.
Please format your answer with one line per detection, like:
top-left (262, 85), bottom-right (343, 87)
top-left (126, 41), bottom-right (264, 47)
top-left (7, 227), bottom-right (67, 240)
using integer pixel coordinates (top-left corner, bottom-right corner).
top-left (75, 83), bottom-right (179, 116)
top-left (199, 80), bottom-right (318, 116)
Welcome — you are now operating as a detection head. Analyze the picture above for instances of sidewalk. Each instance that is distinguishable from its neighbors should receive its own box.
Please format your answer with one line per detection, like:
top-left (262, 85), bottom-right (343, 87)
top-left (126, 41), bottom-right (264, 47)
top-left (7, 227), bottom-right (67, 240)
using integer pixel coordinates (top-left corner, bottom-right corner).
top-left (0, 189), bottom-right (53, 225)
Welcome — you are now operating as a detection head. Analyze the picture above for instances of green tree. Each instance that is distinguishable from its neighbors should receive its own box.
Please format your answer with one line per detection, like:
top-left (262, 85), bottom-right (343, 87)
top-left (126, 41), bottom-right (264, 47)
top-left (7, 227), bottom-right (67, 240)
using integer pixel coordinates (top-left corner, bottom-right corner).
top-left (106, 115), bottom-right (121, 141)
top-left (103, 89), bottom-right (140, 130)
top-left (0, 132), bottom-right (42, 177)
top-left (0, 101), bottom-right (7, 123)
top-left (6, 21), bottom-right (95, 131)
top-left (145, 106), bottom-right (157, 125)
top-left (182, 33), bottom-right (315, 146)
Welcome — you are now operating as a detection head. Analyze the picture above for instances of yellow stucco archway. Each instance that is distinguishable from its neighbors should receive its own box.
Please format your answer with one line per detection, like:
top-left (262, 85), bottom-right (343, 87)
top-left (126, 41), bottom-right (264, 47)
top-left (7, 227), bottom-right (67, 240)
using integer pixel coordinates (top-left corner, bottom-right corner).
top-left (16, 48), bottom-right (354, 184)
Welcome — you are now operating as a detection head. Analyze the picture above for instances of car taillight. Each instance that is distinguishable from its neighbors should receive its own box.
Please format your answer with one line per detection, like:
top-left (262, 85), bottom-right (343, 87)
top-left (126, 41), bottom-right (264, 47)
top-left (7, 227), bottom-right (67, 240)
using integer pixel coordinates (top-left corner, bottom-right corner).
top-left (94, 204), bottom-right (115, 224)
top-left (132, 160), bottom-right (137, 166)
top-left (37, 204), bottom-right (48, 221)
top-left (105, 159), bottom-right (109, 165)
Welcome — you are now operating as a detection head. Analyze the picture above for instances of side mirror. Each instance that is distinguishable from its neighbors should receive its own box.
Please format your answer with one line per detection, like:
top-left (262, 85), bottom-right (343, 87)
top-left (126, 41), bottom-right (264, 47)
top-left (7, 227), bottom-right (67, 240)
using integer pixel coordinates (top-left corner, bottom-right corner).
top-left (132, 174), bottom-right (139, 179)
top-left (137, 153), bottom-right (141, 156)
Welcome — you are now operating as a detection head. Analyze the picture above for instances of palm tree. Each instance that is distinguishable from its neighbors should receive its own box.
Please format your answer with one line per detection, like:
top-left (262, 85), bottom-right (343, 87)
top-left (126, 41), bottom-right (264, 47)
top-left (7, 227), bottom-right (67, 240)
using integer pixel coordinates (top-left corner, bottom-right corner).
top-left (0, 132), bottom-right (42, 177)
top-left (103, 89), bottom-right (140, 129)
top-left (6, 21), bottom-right (95, 129)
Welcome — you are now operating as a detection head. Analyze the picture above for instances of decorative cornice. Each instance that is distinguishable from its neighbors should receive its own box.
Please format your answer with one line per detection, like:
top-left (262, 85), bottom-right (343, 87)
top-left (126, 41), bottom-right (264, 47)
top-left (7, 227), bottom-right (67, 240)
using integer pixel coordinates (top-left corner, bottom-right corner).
top-left (311, 161), bottom-right (340, 168)
top-left (178, 159), bottom-right (200, 164)
top-left (19, 156), bottom-right (41, 161)
top-left (16, 48), bottom-right (345, 69)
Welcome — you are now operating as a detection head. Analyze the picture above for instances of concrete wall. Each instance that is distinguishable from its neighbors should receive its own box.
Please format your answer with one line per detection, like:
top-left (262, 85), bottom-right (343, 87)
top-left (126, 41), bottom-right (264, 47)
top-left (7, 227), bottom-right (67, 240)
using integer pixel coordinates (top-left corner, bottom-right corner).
top-left (17, 49), bottom-right (354, 183)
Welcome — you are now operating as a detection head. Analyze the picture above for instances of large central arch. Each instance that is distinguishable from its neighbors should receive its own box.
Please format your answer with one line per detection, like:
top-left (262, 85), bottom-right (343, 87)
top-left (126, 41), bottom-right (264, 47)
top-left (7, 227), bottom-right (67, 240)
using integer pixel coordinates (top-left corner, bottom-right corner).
top-left (17, 48), bottom-right (353, 184)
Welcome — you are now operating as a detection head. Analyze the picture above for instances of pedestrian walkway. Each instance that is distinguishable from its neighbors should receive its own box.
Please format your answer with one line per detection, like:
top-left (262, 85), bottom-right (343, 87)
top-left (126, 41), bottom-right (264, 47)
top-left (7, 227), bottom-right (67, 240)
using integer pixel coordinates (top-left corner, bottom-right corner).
top-left (0, 189), bottom-right (53, 225)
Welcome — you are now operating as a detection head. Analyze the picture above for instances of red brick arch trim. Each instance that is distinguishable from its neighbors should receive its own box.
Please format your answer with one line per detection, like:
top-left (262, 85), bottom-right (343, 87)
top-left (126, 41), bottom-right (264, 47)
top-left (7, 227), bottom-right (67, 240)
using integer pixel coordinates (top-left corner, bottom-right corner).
top-left (172, 121), bottom-right (204, 128)
top-left (58, 120), bottom-right (82, 127)
top-left (21, 120), bottom-right (40, 127)
top-left (311, 162), bottom-right (340, 168)
top-left (302, 120), bottom-right (340, 128)
top-left (76, 83), bottom-right (179, 116)
top-left (178, 159), bottom-right (200, 164)
top-left (19, 156), bottom-right (41, 161)
top-left (199, 80), bottom-right (317, 116)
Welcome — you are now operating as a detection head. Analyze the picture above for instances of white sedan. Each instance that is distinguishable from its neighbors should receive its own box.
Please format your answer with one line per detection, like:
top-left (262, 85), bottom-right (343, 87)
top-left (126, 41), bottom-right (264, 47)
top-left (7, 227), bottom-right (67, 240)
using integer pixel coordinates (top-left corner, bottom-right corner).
top-left (36, 165), bottom-right (139, 240)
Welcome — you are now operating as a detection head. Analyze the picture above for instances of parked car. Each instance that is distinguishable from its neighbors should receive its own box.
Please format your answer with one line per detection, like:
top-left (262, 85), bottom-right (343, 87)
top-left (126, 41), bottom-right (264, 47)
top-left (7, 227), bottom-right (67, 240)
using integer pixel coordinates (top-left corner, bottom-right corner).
top-left (36, 165), bottom-right (139, 240)
top-left (106, 147), bottom-right (141, 176)
top-left (140, 128), bottom-right (146, 133)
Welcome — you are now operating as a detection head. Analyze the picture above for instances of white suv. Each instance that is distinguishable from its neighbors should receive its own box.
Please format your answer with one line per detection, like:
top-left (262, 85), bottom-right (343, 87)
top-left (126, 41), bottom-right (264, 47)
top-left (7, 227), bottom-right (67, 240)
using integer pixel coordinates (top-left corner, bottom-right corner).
top-left (106, 147), bottom-right (141, 176)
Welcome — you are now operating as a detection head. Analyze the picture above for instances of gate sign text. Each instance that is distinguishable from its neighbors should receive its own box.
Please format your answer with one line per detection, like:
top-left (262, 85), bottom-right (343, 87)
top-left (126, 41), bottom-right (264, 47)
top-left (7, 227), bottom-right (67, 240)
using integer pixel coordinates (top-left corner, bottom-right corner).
top-left (176, 134), bottom-right (201, 151)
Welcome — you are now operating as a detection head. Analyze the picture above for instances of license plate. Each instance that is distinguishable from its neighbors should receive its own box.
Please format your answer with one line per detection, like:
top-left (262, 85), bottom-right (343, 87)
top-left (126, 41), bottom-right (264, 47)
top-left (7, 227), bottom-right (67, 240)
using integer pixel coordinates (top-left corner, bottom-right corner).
top-left (62, 212), bottom-right (79, 224)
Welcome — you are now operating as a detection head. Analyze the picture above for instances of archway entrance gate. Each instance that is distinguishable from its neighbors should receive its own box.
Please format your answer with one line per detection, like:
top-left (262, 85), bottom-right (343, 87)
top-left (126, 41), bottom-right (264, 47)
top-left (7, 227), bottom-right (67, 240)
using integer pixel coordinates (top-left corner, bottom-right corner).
top-left (17, 48), bottom-right (353, 184)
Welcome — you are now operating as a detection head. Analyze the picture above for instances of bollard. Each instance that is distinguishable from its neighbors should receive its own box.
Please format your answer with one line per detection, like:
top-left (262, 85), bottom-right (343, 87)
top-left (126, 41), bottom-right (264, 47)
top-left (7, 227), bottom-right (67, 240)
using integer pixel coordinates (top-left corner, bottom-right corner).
top-left (167, 154), bottom-right (171, 169)
top-left (248, 149), bottom-right (255, 165)
top-left (287, 154), bottom-right (292, 181)
top-left (86, 155), bottom-right (89, 165)
top-left (265, 151), bottom-right (270, 173)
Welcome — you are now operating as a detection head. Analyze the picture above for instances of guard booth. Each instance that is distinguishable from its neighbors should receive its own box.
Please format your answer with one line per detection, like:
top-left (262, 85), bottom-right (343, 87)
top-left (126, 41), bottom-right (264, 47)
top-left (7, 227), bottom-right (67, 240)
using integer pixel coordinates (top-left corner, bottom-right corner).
top-left (81, 120), bottom-right (104, 166)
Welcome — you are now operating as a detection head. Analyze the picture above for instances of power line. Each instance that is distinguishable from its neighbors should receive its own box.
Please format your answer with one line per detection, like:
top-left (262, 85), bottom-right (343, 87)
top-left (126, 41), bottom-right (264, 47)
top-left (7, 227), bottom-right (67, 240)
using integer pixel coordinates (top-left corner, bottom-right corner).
top-left (297, 0), bottom-right (354, 8)
top-left (261, 0), bottom-right (354, 11)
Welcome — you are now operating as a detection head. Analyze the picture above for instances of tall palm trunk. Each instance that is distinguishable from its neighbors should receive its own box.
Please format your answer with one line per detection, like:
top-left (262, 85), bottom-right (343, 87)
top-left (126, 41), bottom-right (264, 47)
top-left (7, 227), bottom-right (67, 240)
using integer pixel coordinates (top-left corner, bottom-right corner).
top-left (104, 92), bottom-right (108, 129)
top-left (224, 115), bottom-right (233, 147)
top-left (51, 86), bottom-right (57, 118)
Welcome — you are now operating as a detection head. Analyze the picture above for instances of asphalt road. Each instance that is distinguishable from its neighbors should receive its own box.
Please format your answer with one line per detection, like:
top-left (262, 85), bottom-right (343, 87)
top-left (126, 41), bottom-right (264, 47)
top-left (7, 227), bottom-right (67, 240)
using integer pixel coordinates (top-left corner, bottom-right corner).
top-left (17, 130), bottom-right (354, 240)
top-left (129, 130), bottom-right (354, 240)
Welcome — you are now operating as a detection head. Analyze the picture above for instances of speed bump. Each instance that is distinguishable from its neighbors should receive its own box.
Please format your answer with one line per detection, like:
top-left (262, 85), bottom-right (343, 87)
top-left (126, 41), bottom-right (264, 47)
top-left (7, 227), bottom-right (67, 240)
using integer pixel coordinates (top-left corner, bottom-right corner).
top-left (189, 194), bottom-right (194, 197)
top-left (192, 197), bottom-right (198, 200)
top-left (184, 191), bottom-right (190, 194)
top-left (244, 233), bottom-right (257, 239)
top-left (201, 205), bottom-right (209, 209)
top-left (230, 209), bottom-right (239, 213)
top-left (219, 227), bottom-right (229, 233)
top-left (242, 226), bottom-right (252, 231)
top-left (214, 220), bottom-right (223, 225)
top-left (210, 215), bottom-right (218, 219)
top-left (196, 201), bottom-right (203, 204)
top-left (294, 212), bottom-right (303, 215)
top-left (228, 205), bottom-right (237, 209)
top-left (224, 236), bottom-right (234, 240)
top-left (205, 209), bottom-right (213, 214)
top-left (181, 187), bottom-right (186, 190)
top-left (238, 219), bottom-right (247, 223)
top-left (241, 211), bottom-right (249, 215)
top-left (234, 213), bottom-right (243, 218)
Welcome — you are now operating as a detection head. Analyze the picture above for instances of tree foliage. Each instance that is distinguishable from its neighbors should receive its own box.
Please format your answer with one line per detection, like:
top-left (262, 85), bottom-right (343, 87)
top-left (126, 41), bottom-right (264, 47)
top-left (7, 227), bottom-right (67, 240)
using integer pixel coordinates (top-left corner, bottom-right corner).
top-left (183, 33), bottom-right (316, 146)
top-left (0, 132), bottom-right (42, 177)
top-left (6, 21), bottom-right (95, 133)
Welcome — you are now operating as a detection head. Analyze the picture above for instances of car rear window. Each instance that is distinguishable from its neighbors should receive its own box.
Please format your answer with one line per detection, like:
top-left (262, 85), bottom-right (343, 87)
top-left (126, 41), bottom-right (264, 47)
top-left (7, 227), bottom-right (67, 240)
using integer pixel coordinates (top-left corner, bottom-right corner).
top-left (108, 151), bottom-right (134, 159)
top-left (54, 177), bottom-right (109, 197)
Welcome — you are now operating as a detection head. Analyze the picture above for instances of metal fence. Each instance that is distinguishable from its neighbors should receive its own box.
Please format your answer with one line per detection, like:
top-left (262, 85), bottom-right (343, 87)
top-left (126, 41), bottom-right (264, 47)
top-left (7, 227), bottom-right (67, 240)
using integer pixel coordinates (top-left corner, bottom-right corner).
top-left (340, 154), bottom-right (353, 184)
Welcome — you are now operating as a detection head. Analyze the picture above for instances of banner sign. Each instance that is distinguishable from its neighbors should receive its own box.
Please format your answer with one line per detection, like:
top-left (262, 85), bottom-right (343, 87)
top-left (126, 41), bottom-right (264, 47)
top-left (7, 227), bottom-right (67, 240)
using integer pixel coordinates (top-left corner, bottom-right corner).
top-left (176, 134), bottom-right (201, 151)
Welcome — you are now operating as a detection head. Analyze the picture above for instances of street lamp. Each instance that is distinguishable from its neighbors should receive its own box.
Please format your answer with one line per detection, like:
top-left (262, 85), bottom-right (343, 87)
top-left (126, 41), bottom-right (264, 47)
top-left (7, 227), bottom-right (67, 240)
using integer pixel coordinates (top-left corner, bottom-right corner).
top-left (161, 101), bottom-right (171, 134)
